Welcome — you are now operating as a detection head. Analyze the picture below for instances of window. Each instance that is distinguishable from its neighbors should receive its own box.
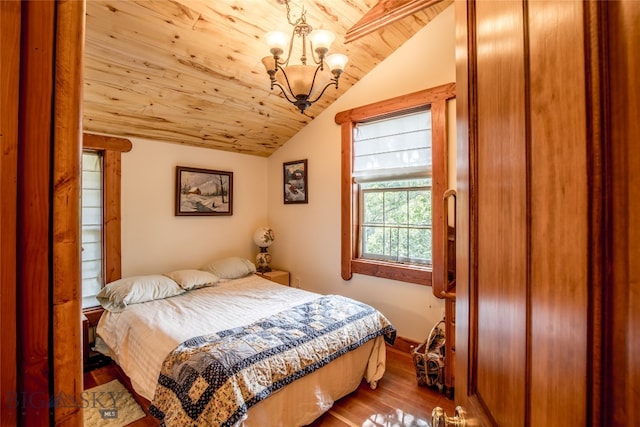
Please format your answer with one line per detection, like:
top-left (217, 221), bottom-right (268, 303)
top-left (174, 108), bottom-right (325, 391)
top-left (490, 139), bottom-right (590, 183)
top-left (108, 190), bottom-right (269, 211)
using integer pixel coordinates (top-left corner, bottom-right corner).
top-left (336, 83), bottom-right (455, 286)
top-left (355, 108), bottom-right (433, 266)
top-left (81, 151), bottom-right (103, 308)
top-left (81, 134), bottom-right (131, 321)
top-left (360, 178), bottom-right (432, 265)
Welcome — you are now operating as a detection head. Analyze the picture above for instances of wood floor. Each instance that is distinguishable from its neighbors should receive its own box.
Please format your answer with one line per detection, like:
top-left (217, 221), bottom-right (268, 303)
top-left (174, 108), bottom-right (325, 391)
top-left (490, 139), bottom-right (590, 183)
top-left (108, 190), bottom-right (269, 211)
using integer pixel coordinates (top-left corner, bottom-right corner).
top-left (83, 346), bottom-right (455, 426)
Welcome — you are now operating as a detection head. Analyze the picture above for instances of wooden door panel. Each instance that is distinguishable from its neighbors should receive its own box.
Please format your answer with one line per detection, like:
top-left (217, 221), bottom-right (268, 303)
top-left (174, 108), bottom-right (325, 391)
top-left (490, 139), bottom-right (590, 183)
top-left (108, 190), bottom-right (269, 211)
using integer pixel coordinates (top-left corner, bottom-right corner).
top-left (528, 2), bottom-right (588, 424)
top-left (475, 1), bottom-right (527, 425)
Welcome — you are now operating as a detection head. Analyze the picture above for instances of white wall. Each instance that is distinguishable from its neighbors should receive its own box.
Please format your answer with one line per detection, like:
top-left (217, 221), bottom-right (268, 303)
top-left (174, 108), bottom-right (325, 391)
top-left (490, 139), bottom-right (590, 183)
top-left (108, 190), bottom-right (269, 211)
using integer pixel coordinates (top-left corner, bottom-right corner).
top-left (266, 5), bottom-right (456, 342)
top-left (120, 138), bottom-right (268, 276)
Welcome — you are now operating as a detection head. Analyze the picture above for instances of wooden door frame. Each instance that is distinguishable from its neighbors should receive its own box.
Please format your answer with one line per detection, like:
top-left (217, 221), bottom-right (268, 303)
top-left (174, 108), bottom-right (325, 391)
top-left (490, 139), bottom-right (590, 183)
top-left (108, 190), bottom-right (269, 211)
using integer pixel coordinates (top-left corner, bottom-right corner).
top-left (4, 1), bottom-right (85, 425)
top-left (52, 0), bottom-right (85, 425)
top-left (601, 1), bottom-right (640, 424)
top-left (454, 0), bottom-right (487, 421)
top-left (17, 2), bottom-right (57, 424)
top-left (0, 1), bottom-right (21, 424)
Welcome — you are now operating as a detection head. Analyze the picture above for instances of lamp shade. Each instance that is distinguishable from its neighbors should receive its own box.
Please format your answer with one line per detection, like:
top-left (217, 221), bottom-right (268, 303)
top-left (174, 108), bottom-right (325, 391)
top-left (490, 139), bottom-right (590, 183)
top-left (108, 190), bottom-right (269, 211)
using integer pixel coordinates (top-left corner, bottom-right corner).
top-left (262, 56), bottom-right (276, 73)
top-left (253, 227), bottom-right (275, 248)
top-left (275, 65), bottom-right (330, 98)
top-left (325, 53), bottom-right (348, 73)
top-left (265, 31), bottom-right (288, 56)
top-left (309, 29), bottom-right (335, 55)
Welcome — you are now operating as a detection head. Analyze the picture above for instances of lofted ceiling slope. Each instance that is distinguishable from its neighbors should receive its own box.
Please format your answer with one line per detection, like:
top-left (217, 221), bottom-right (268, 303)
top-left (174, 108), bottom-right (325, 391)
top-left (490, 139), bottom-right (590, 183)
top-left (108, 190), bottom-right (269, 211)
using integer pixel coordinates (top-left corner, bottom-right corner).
top-left (83, 0), bottom-right (451, 157)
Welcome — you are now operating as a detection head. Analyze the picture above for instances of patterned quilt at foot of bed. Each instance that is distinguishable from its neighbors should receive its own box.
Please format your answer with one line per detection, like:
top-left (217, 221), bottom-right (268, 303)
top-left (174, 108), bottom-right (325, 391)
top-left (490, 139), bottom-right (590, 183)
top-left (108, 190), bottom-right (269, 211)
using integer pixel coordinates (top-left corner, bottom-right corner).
top-left (149, 294), bottom-right (396, 426)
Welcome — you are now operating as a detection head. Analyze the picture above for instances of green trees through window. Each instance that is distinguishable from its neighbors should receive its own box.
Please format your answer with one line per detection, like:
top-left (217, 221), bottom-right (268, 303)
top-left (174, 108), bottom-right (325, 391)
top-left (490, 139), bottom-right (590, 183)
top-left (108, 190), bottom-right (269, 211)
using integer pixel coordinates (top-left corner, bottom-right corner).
top-left (360, 179), bottom-right (432, 265)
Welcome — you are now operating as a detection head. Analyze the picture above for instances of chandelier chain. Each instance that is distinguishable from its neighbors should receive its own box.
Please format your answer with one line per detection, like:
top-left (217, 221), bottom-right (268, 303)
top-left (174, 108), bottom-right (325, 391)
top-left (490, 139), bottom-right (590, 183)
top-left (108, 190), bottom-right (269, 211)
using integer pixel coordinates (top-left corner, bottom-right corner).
top-left (284, 0), bottom-right (306, 27)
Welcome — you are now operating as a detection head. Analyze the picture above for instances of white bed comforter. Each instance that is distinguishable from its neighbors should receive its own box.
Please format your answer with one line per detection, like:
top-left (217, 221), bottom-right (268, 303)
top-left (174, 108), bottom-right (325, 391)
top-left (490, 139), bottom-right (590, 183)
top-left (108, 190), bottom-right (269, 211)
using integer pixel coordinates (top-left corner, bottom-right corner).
top-left (96, 275), bottom-right (328, 400)
top-left (95, 275), bottom-right (389, 426)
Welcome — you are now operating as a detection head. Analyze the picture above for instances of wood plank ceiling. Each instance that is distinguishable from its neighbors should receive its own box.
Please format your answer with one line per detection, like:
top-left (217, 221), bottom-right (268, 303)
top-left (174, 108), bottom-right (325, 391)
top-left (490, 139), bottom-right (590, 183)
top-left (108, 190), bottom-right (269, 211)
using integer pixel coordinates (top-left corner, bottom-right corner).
top-left (83, 0), bottom-right (451, 157)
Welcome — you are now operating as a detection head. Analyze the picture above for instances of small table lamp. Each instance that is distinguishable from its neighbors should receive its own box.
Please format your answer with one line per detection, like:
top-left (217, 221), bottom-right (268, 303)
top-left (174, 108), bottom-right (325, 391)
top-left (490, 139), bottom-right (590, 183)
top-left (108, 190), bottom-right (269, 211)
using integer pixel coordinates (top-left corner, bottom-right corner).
top-left (253, 227), bottom-right (275, 273)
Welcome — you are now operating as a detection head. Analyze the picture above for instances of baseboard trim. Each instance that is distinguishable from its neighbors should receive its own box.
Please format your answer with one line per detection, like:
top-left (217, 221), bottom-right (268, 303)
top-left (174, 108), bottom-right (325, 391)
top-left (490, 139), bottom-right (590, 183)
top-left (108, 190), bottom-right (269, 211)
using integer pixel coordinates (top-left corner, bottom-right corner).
top-left (388, 335), bottom-right (421, 354)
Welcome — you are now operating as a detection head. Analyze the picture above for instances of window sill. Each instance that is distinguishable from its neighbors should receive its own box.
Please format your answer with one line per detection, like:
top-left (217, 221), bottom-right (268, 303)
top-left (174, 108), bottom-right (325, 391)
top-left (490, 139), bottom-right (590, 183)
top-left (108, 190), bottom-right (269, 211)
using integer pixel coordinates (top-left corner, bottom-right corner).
top-left (350, 259), bottom-right (432, 286)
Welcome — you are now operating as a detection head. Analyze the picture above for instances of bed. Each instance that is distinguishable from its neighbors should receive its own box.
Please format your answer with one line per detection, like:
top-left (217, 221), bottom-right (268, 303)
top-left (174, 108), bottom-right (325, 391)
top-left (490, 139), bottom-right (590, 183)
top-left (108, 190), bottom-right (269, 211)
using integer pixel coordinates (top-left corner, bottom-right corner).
top-left (95, 262), bottom-right (396, 426)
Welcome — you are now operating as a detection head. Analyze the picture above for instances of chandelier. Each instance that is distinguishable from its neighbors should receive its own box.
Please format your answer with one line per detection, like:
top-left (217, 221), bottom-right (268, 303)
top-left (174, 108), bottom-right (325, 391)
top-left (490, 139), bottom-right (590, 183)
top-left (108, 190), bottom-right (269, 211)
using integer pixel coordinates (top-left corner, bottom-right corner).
top-left (262, 0), bottom-right (348, 113)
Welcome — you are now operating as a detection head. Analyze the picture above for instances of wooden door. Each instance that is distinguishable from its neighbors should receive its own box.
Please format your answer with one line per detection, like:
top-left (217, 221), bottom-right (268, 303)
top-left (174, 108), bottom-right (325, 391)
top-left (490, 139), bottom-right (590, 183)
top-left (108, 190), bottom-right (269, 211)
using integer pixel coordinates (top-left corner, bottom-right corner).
top-left (446, 1), bottom-right (639, 426)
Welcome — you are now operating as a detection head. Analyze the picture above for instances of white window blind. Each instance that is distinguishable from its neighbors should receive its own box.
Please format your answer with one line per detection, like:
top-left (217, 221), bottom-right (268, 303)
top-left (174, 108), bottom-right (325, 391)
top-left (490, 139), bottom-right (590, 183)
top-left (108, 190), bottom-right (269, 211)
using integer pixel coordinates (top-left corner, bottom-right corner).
top-left (81, 151), bottom-right (103, 308)
top-left (353, 108), bottom-right (432, 182)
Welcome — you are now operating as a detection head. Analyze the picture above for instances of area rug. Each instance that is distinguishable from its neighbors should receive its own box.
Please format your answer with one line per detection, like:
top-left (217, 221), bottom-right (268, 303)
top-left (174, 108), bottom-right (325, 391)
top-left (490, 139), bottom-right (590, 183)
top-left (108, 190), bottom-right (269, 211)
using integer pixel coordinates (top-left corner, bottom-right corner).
top-left (83, 379), bottom-right (146, 427)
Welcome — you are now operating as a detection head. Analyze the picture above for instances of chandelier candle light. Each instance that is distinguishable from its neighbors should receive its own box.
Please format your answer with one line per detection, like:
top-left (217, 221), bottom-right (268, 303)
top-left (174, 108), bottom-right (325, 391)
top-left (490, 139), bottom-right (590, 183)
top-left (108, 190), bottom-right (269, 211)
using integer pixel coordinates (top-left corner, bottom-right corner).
top-left (262, 0), bottom-right (348, 113)
top-left (253, 227), bottom-right (275, 273)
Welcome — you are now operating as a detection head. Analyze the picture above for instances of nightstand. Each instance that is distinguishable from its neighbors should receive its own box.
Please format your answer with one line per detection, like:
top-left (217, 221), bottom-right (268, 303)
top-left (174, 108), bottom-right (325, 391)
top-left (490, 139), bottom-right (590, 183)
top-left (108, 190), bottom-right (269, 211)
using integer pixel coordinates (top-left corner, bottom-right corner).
top-left (82, 313), bottom-right (90, 366)
top-left (82, 310), bottom-right (111, 372)
top-left (255, 270), bottom-right (290, 286)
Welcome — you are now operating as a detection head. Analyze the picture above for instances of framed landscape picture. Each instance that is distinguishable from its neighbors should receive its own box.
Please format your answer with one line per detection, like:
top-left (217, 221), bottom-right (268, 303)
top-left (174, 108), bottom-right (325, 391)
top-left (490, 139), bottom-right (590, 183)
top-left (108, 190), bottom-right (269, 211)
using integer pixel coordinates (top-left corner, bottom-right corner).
top-left (283, 159), bottom-right (308, 204)
top-left (175, 166), bottom-right (233, 216)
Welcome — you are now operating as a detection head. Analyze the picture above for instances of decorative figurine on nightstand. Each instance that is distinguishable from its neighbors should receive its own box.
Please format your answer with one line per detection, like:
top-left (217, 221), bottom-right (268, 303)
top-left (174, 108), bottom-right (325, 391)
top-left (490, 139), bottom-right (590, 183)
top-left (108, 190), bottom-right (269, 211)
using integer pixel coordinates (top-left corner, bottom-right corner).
top-left (253, 227), bottom-right (275, 273)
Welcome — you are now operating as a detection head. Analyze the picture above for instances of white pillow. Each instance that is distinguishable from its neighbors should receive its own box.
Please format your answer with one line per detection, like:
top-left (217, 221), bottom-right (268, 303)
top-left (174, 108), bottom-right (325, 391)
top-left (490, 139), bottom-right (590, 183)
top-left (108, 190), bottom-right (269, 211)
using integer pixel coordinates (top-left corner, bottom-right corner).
top-left (201, 257), bottom-right (256, 279)
top-left (163, 269), bottom-right (220, 290)
top-left (97, 275), bottom-right (185, 312)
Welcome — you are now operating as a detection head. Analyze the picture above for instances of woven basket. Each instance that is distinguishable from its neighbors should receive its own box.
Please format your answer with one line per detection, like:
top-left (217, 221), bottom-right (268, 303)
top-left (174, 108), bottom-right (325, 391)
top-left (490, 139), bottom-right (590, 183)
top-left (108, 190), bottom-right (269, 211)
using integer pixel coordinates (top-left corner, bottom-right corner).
top-left (412, 319), bottom-right (446, 389)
